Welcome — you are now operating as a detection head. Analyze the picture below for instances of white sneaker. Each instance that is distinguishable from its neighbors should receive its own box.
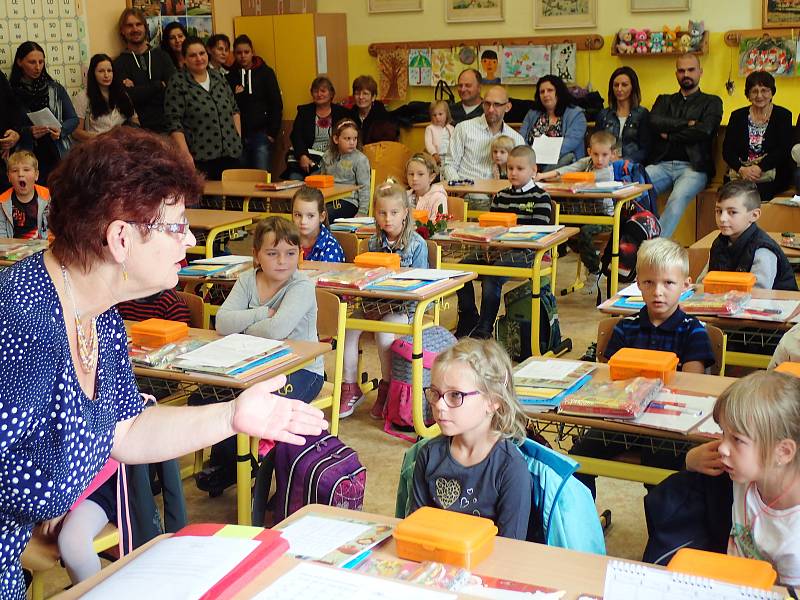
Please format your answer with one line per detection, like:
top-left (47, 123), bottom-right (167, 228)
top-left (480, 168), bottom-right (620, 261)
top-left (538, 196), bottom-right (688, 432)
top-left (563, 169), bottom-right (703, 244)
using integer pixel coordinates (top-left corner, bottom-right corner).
top-left (582, 271), bottom-right (601, 295)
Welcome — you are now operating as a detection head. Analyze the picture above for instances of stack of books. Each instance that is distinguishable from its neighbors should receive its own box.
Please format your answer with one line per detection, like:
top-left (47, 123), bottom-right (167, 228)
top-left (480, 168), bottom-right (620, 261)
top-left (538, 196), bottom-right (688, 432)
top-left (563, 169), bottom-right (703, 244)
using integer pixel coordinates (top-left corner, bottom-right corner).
top-left (254, 180), bottom-right (304, 191)
top-left (170, 334), bottom-right (295, 381)
top-left (316, 266), bottom-right (394, 290)
top-left (449, 225), bottom-right (507, 242)
top-left (179, 255), bottom-right (252, 278)
top-left (330, 217), bottom-right (375, 233)
top-left (513, 359), bottom-right (595, 412)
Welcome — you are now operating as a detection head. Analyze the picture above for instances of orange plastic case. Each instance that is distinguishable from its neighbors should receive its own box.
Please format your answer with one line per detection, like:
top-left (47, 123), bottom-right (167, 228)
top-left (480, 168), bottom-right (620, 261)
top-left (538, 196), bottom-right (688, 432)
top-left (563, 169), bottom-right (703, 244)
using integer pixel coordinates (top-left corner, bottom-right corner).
top-left (478, 212), bottom-right (517, 227)
top-left (667, 548), bottom-right (777, 590)
top-left (607, 348), bottom-right (679, 384)
top-left (393, 507), bottom-right (497, 568)
top-left (129, 319), bottom-right (189, 347)
top-left (354, 251), bottom-right (401, 270)
top-left (304, 174), bottom-right (335, 189)
top-left (703, 271), bottom-right (756, 293)
top-left (775, 361), bottom-right (800, 378)
top-left (561, 171), bottom-right (596, 183)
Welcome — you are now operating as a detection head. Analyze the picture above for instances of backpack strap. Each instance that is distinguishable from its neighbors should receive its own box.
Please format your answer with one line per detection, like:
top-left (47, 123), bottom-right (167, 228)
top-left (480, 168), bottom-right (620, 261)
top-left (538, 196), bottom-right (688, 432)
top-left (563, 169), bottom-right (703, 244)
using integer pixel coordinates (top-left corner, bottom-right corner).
top-left (251, 448), bottom-right (277, 526)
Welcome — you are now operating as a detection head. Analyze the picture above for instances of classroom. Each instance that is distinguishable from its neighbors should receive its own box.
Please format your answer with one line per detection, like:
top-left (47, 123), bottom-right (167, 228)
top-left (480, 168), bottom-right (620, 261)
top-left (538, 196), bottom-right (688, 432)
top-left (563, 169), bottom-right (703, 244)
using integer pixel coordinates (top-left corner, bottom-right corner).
top-left (3, 0), bottom-right (800, 598)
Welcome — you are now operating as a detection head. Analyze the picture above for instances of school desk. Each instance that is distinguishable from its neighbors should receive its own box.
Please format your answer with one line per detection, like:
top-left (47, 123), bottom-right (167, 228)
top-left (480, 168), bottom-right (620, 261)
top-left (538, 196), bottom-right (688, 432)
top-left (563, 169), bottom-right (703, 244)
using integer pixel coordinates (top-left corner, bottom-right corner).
top-left (688, 230), bottom-right (800, 280)
top-left (186, 208), bottom-right (254, 259)
top-left (519, 357), bottom-right (735, 486)
top-left (0, 237), bottom-right (49, 267)
top-left (444, 180), bottom-right (652, 297)
top-left (598, 285), bottom-right (800, 370)
top-left (127, 323), bottom-right (330, 525)
top-left (55, 504), bottom-right (790, 600)
top-left (203, 180), bottom-right (360, 214)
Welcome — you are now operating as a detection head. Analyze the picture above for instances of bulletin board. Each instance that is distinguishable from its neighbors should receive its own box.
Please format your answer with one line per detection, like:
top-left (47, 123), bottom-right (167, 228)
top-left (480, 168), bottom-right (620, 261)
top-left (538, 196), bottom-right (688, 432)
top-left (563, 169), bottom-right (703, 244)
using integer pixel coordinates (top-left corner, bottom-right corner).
top-left (0, 0), bottom-right (90, 98)
top-left (129, 0), bottom-right (214, 48)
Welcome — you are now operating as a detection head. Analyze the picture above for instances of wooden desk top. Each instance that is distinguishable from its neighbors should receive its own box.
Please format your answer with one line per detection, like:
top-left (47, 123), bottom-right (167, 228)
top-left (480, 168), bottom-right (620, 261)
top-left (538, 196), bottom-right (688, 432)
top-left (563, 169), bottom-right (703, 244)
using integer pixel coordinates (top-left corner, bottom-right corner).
top-left (128, 324), bottom-right (329, 390)
top-left (444, 179), bottom-right (651, 201)
top-left (186, 208), bottom-right (255, 230)
top-left (204, 180), bottom-right (359, 200)
top-left (434, 223), bottom-right (579, 250)
top-left (444, 179), bottom-right (509, 195)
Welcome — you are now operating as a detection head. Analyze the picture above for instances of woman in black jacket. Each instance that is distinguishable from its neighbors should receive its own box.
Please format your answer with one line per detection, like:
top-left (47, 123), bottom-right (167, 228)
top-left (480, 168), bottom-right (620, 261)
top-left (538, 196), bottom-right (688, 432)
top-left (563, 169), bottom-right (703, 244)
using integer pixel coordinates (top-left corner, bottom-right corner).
top-left (284, 76), bottom-right (348, 180)
top-left (226, 35), bottom-right (282, 172)
top-left (348, 74), bottom-right (392, 144)
top-left (722, 71), bottom-right (793, 202)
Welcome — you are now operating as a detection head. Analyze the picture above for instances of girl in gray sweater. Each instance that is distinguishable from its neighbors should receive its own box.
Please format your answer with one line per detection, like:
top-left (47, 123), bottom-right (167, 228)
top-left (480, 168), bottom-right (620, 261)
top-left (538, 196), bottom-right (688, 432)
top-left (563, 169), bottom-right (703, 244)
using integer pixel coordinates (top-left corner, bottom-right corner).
top-left (320, 118), bottom-right (372, 220)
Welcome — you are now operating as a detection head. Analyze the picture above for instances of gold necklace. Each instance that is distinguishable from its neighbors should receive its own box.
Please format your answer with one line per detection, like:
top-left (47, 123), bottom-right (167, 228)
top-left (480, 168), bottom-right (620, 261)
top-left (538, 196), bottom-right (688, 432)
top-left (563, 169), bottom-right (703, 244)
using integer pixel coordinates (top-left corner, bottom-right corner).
top-left (61, 265), bottom-right (98, 373)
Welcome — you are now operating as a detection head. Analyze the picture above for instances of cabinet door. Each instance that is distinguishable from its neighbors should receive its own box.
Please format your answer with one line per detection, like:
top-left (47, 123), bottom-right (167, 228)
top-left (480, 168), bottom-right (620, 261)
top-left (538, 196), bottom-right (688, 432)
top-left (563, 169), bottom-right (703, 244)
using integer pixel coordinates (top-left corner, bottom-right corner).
top-left (272, 14), bottom-right (316, 121)
top-left (233, 16), bottom-right (277, 72)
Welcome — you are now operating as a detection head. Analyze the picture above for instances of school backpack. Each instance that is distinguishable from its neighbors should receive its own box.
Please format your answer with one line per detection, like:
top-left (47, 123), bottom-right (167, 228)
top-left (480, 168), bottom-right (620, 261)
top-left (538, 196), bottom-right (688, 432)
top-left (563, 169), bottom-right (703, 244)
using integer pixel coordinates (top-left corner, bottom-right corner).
top-left (384, 326), bottom-right (457, 442)
top-left (611, 159), bottom-right (659, 217)
top-left (496, 282), bottom-right (565, 362)
top-left (599, 201), bottom-right (661, 289)
top-left (251, 431), bottom-right (366, 526)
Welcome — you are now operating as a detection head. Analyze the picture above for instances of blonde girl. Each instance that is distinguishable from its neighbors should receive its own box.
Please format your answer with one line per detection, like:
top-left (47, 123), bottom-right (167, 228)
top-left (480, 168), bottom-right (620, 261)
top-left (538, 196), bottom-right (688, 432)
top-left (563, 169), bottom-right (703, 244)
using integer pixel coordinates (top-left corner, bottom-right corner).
top-left (425, 100), bottom-right (454, 165)
top-left (291, 185), bottom-right (345, 262)
top-left (490, 134), bottom-right (515, 180)
top-left (688, 371), bottom-right (800, 585)
top-left (339, 180), bottom-right (428, 420)
top-left (406, 152), bottom-right (448, 220)
top-left (410, 338), bottom-right (531, 540)
top-left (320, 117), bottom-right (372, 221)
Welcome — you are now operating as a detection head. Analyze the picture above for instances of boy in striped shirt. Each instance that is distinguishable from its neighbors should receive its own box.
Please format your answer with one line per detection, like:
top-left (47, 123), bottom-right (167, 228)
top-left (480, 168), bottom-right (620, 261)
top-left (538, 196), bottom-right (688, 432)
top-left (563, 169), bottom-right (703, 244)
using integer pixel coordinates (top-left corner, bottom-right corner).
top-left (455, 145), bottom-right (552, 338)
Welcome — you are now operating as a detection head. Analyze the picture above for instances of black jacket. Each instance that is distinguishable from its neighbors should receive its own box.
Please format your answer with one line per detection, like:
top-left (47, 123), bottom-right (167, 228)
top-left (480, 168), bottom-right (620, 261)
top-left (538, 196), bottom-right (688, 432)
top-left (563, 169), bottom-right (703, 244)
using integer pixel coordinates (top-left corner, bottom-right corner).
top-left (722, 104), bottom-right (793, 186)
top-left (349, 100), bottom-right (394, 144)
top-left (709, 222), bottom-right (798, 291)
top-left (450, 101), bottom-right (484, 125)
top-left (289, 102), bottom-right (349, 160)
top-left (113, 47), bottom-right (176, 133)
top-left (0, 70), bottom-right (22, 137)
top-left (226, 57), bottom-right (282, 138)
top-left (649, 89), bottom-right (723, 178)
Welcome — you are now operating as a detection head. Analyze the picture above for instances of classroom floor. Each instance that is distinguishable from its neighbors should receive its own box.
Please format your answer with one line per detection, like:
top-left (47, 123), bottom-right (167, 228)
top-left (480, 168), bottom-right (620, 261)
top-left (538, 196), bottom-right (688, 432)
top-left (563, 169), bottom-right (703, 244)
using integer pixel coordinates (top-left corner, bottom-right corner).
top-left (39, 251), bottom-right (650, 597)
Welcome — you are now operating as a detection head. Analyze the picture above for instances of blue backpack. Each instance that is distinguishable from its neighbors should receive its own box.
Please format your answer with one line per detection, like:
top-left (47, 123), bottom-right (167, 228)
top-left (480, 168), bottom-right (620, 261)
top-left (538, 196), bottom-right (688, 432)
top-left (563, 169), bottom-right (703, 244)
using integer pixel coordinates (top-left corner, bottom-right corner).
top-left (611, 159), bottom-right (659, 217)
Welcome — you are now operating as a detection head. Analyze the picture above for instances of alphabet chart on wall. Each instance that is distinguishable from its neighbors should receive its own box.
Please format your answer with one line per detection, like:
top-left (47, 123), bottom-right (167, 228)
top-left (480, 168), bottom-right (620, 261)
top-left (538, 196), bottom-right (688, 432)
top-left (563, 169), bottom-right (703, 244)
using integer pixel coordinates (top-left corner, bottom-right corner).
top-left (0, 0), bottom-right (89, 97)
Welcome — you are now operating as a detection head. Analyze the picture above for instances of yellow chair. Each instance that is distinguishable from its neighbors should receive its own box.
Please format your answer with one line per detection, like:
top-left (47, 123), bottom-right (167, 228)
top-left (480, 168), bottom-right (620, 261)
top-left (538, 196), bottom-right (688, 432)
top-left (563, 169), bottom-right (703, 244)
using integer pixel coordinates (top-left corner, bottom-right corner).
top-left (445, 195), bottom-right (467, 222)
top-left (367, 168), bottom-right (377, 216)
top-left (362, 141), bottom-right (412, 192)
top-left (221, 168), bottom-right (271, 213)
top-left (312, 289), bottom-right (348, 435)
top-left (23, 521), bottom-right (119, 600)
top-left (331, 231), bottom-right (360, 263)
top-left (176, 290), bottom-right (209, 330)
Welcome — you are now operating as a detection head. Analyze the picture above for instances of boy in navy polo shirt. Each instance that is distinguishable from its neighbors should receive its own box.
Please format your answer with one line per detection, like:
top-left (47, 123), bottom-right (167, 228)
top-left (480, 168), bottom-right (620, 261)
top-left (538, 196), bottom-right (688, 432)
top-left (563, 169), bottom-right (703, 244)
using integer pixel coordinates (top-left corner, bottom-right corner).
top-left (572, 237), bottom-right (715, 498)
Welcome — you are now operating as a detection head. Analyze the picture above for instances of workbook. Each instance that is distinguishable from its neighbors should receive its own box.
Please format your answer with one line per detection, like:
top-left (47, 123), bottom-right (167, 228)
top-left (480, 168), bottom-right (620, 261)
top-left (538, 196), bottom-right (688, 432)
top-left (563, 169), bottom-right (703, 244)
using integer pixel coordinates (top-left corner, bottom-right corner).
top-left (170, 334), bottom-right (292, 380)
top-left (316, 266), bottom-right (394, 290)
top-left (624, 391), bottom-right (718, 434)
top-left (449, 225), bottom-right (507, 243)
top-left (255, 180), bottom-right (304, 191)
top-left (513, 359), bottom-right (596, 389)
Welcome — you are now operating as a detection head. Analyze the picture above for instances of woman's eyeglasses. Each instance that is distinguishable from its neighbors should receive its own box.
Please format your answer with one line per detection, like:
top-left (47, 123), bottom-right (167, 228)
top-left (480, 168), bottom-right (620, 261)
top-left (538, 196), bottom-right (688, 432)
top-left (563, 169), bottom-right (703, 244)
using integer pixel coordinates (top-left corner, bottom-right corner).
top-left (127, 220), bottom-right (191, 240)
top-left (423, 387), bottom-right (481, 408)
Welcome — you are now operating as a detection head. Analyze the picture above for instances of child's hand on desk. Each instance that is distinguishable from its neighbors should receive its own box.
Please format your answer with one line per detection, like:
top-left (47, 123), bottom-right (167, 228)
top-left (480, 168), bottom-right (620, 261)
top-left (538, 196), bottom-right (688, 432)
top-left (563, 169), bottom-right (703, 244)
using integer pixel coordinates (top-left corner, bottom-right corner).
top-left (685, 440), bottom-right (724, 476)
top-left (232, 375), bottom-right (328, 445)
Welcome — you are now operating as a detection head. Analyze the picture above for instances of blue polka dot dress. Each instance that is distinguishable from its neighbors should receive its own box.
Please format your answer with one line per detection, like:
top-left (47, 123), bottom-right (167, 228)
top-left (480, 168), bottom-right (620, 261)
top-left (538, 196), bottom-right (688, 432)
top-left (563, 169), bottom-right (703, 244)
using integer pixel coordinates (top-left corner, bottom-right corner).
top-left (305, 225), bottom-right (345, 263)
top-left (0, 253), bottom-right (143, 598)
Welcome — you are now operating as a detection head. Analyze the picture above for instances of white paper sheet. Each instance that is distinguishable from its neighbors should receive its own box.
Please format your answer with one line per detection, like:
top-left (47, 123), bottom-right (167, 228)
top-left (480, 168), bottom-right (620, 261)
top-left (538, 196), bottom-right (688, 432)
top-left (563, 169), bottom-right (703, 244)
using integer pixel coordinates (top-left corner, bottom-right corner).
top-left (26, 107), bottom-right (61, 129)
top-left (176, 334), bottom-right (285, 369)
top-left (514, 359), bottom-right (581, 381)
top-left (191, 255), bottom-right (253, 265)
top-left (630, 392), bottom-right (717, 434)
top-left (82, 536), bottom-right (259, 599)
top-left (392, 268), bottom-right (469, 280)
top-left (316, 35), bottom-right (328, 73)
top-left (334, 217), bottom-right (375, 224)
top-left (695, 417), bottom-right (723, 436)
top-left (253, 562), bottom-right (457, 600)
top-left (617, 283), bottom-right (642, 297)
top-left (277, 515), bottom-right (373, 559)
top-left (531, 136), bottom-right (563, 165)
top-left (460, 585), bottom-right (565, 599)
top-left (508, 225), bottom-right (564, 233)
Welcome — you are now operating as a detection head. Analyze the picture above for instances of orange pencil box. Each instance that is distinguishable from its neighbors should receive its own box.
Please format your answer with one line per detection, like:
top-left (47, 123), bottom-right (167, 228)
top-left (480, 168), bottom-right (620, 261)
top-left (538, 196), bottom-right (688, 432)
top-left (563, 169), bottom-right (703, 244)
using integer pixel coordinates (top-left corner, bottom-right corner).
top-left (129, 318), bottom-right (189, 347)
top-left (607, 347), bottom-right (679, 384)
top-left (304, 174), bottom-right (335, 189)
top-left (478, 212), bottom-right (517, 227)
top-left (561, 171), bottom-right (596, 183)
top-left (413, 209), bottom-right (429, 222)
top-left (775, 361), bottom-right (800, 378)
top-left (354, 252), bottom-right (401, 270)
top-left (667, 548), bottom-right (777, 590)
top-left (393, 507), bottom-right (497, 569)
top-left (703, 271), bottom-right (756, 293)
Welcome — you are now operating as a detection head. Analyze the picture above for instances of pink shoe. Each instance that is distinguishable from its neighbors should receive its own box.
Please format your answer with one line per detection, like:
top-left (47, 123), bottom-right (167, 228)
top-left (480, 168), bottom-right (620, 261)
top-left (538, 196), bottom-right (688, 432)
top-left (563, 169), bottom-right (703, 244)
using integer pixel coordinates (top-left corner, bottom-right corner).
top-left (370, 380), bottom-right (390, 420)
top-left (339, 382), bottom-right (365, 418)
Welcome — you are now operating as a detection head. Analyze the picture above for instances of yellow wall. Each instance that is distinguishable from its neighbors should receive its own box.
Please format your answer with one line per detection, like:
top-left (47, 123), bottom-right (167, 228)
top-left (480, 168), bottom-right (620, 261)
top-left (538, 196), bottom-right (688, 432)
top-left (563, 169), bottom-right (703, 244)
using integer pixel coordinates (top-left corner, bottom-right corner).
top-left (316, 0), bottom-right (800, 121)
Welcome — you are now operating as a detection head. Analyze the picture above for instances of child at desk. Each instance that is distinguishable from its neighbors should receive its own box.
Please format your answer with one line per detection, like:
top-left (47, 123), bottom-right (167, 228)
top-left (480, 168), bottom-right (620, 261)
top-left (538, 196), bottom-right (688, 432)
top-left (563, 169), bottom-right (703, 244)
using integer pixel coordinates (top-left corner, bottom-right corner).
top-left (0, 150), bottom-right (50, 239)
top-left (537, 130), bottom-right (619, 293)
top-left (406, 152), bottom-right (447, 221)
top-left (339, 180), bottom-right (428, 420)
top-left (698, 180), bottom-right (798, 291)
top-left (455, 145), bottom-right (552, 339)
top-left (291, 185), bottom-right (345, 262)
top-left (572, 238), bottom-right (715, 498)
top-left (490, 134), bottom-right (514, 180)
top-left (320, 117), bottom-right (372, 220)
top-left (411, 338), bottom-right (531, 540)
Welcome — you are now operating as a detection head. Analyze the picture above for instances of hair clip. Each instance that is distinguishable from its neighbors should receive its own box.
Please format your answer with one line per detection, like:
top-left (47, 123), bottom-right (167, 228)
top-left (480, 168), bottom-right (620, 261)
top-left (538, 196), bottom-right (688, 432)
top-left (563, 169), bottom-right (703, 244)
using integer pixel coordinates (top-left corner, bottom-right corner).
top-left (448, 178), bottom-right (475, 186)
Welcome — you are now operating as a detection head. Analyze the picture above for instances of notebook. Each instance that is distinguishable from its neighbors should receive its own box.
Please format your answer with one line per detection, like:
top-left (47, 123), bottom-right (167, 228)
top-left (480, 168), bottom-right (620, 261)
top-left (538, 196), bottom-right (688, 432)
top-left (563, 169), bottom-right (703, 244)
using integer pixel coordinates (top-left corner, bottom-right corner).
top-left (603, 560), bottom-right (782, 600)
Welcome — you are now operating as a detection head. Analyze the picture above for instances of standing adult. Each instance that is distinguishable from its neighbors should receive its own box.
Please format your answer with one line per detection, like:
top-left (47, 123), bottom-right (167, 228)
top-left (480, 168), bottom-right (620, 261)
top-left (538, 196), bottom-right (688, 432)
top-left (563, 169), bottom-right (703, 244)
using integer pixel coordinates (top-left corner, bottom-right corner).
top-left (646, 54), bottom-right (723, 237)
top-left (520, 74), bottom-right (587, 171)
top-left (227, 35), bottom-right (282, 172)
top-left (348, 75), bottom-right (392, 144)
top-left (113, 8), bottom-right (176, 134)
top-left (442, 85), bottom-right (524, 210)
top-left (595, 66), bottom-right (650, 165)
top-left (284, 76), bottom-right (348, 180)
top-left (0, 70), bottom-right (23, 189)
top-left (206, 34), bottom-right (232, 75)
top-left (722, 71), bottom-right (792, 202)
top-left (10, 41), bottom-right (77, 185)
top-left (160, 22), bottom-right (188, 71)
top-left (165, 37), bottom-right (242, 179)
top-left (72, 53), bottom-right (138, 142)
top-left (0, 127), bottom-right (326, 597)
top-left (450, 68), bottom-right (484, 124)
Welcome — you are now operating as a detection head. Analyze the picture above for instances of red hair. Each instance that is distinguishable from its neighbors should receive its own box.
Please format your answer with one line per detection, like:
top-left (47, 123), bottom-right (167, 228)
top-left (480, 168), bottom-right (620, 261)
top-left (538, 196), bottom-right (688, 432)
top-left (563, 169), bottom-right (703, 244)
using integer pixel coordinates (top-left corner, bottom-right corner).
top-left (48, 128), bottom-right (204, 271)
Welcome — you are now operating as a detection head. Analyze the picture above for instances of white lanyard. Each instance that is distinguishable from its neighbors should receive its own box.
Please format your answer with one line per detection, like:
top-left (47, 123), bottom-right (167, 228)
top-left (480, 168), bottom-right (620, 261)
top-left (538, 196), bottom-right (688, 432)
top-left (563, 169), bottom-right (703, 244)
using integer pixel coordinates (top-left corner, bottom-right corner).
top-left (131, 50), bottom-right (152, 80)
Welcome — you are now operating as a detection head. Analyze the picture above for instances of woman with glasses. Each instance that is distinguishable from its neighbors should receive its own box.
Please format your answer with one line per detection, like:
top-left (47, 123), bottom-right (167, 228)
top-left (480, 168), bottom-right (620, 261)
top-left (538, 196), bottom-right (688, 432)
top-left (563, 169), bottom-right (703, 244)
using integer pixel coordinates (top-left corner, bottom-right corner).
top-left (722, 70), bottom-right (793, 202)
top-left (348, 74), bottom-right (393, 145)
top-left (0, 128), bottom-right (326, 598)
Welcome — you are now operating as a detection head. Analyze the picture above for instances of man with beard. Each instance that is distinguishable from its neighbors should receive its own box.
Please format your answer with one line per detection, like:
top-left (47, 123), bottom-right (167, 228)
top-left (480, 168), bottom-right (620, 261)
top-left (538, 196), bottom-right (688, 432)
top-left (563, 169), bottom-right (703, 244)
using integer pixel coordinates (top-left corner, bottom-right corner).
top-left (646, 54), bottom-right (722, 237)
top-left (113, 8), bottom-right (176, 133)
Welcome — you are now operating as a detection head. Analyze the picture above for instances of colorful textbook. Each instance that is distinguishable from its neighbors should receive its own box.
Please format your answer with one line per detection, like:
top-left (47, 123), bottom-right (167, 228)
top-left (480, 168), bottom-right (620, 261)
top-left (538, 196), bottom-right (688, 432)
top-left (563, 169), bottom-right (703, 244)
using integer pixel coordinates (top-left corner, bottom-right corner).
top-left (513, 359), bottom-right (595, 412)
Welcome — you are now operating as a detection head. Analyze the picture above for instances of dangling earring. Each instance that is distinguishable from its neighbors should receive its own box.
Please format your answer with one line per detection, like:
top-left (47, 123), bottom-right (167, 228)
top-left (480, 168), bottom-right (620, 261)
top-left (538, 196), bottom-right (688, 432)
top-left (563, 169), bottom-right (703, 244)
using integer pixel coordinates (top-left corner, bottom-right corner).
top-left (122, 262), bottom-right (128, 281)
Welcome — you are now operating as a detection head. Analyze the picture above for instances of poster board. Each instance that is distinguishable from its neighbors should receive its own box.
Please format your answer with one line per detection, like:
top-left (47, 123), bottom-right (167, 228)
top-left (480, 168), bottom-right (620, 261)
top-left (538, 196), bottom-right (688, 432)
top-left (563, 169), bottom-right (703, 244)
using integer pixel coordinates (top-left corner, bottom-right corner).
top-left (129, 0), bottom-right (214, 48)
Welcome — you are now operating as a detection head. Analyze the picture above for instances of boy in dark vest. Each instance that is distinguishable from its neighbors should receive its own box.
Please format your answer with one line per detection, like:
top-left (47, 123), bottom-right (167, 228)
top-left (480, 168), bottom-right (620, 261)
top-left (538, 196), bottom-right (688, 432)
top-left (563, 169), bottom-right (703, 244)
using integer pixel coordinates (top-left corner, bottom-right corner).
top-left (701, 180), bottom-right (797, 291)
